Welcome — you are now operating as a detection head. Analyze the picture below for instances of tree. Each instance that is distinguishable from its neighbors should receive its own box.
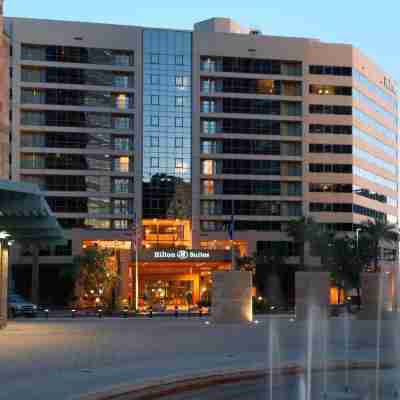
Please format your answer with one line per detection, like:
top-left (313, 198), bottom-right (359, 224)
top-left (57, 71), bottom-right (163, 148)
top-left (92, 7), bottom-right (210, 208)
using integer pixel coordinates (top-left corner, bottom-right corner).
top-left (286, 217), bottom-right (317, 270)
top-left (310, 228), bottom-right (336, 269)
top-left (255, 244), bottom-right (288, 307)
top-left (72, 246), bottom-right (119, 308)
top-left (330, 234), bottom-right (372, 306)
top-left (360, 220), bottom-right (397, 272)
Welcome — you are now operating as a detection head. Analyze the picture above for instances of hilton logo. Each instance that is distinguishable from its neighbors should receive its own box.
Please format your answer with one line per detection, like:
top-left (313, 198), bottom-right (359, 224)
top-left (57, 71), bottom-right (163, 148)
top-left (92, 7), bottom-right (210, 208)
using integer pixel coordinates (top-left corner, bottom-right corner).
top-left (153, 250), bottom-right (211, 260)
top-left (176, 250), bottom-right (189, 260)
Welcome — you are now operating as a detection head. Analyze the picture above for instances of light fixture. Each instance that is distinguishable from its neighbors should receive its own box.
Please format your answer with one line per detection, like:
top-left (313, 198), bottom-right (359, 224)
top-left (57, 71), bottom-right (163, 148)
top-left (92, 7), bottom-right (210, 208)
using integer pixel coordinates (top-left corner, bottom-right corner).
top-left (0, 231), bottom-right (10, 239)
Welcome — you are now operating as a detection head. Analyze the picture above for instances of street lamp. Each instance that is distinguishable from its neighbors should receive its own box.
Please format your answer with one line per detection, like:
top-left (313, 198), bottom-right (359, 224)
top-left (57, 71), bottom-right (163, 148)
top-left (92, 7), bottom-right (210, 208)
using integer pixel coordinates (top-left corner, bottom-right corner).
top-left (355, 227), bottom-right (362, 249)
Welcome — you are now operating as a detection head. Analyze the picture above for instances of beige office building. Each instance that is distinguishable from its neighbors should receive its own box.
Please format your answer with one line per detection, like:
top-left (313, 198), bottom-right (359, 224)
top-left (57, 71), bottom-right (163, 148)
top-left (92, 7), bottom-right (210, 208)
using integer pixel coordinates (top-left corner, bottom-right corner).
top-left (4, 16), bottom-right (398, 307)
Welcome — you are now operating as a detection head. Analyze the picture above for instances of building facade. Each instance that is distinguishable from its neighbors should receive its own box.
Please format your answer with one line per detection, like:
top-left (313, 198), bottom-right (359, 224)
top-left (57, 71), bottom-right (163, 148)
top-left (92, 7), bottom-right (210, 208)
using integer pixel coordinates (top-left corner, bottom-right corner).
top-left (4, 16), bottom-right (399, 307)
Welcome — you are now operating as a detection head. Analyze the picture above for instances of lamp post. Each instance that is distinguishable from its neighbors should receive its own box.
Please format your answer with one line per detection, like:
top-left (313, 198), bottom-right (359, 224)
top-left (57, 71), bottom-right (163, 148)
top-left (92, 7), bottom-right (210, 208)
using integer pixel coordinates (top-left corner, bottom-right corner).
top-left (355, 227), bottom-right (362, 249)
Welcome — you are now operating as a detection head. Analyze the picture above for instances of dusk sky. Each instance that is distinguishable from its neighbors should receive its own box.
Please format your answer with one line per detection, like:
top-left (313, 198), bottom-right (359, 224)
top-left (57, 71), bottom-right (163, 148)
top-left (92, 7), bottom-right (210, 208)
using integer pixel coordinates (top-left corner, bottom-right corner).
top-left (6, 0), bottom-right (400, 81)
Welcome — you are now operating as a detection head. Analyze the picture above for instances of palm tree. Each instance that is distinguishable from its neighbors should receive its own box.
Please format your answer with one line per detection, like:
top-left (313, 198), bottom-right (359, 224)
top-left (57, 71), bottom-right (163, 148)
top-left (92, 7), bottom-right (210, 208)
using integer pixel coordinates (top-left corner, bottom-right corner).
top-left (286, 217), bottom-right (317, 270)
top-left (360, 220), bottom-right (397, 272)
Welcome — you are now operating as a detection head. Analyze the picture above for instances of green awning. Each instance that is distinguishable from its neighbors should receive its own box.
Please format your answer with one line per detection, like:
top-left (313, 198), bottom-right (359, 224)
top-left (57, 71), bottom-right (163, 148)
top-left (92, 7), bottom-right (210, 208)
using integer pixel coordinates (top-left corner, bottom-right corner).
top-left (0, 180), bottom-right (65, 244)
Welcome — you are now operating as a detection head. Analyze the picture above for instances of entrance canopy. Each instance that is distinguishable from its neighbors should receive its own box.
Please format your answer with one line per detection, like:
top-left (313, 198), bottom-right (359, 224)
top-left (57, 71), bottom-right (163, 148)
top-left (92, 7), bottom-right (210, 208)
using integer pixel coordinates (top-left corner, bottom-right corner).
top-left (0, 180), bottom-right (65, 244)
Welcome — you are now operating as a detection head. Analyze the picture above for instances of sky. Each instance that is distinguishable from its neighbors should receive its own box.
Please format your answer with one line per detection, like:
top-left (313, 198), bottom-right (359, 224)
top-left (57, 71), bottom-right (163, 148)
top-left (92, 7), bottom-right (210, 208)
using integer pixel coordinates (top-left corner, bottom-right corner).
top-left (6, 0), bottom-right (400, 80)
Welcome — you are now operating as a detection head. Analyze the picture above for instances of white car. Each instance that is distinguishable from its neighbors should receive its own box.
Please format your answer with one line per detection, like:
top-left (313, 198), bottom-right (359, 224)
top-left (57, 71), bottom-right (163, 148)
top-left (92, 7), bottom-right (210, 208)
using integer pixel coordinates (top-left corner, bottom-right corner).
top-left (8, 294), bottom-right (37, 318)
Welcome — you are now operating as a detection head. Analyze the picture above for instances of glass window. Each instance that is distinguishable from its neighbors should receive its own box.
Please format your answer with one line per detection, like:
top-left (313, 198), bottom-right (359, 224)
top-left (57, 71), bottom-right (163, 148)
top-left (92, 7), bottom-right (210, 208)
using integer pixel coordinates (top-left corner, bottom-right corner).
top-left (84, 219), bottom-right (111, 229)
top-left (175, 158), bottom-right (184, 169)
top-left (151, 136), bottom-right (159, 146)
top-left (175, 137), bottom-right (183, 147)
top-left (113, 178), bottom-right (130, 193)
top-left (175, 76), bottom-right (184, 87)
top-left (113, 137), bottom-right (131, 151)
top-left (113, 199), bottom-right (129, 215)
top-left (202, 180), bottom-right (215, 194)
top-left (151, 74), bottom-right (160, 84)
top-left (115, 94), bottom-right (130, 110)
top-left (150, 115), bottom-right (159, 127)
top-left (175, 96), bottom-right (184, 107)
top-left (175, 55), bottom-right (184, 65)
top-left (113, 156), bottom-right (130, 172)
top-left (113, 116), bottom-right (131, 130)
top-left (114, 220), bottom-right (129, 229)
top-left (151, 54), bottom-right (160, 64)
top-left (151, 95), bottom-right (160, 105)
top-left (151, 157), bottom-right (159, 168)
top-left (175, 117), bottom-right (184, 127)
top-left (202, 160), bottom-right (214, 175)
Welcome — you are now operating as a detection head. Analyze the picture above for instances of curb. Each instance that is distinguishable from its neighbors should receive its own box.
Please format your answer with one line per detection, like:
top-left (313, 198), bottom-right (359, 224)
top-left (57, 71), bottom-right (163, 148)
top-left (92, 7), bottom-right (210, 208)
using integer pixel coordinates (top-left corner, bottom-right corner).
top-left (78, 361), bottom-right (397, 400)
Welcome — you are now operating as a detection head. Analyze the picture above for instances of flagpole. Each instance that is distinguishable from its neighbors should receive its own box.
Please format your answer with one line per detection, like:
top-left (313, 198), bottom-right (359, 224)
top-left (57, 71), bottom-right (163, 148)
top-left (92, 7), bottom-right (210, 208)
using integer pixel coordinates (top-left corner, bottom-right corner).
top-left (134, 213), bottom-right (139, 311)
top-left (231, 199), bottom-right (235, 271)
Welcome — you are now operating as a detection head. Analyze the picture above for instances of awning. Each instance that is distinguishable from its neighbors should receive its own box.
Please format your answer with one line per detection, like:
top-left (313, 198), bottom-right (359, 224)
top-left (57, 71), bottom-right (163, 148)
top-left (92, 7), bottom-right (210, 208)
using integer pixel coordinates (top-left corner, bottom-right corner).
top-left (0, 180), bottom-right (65, 244)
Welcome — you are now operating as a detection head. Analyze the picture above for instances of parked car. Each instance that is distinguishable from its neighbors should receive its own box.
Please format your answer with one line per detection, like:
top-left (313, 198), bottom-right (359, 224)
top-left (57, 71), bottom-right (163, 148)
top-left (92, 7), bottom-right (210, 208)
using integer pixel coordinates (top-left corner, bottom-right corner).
top-left (8, 294), bottom-right (37, 318)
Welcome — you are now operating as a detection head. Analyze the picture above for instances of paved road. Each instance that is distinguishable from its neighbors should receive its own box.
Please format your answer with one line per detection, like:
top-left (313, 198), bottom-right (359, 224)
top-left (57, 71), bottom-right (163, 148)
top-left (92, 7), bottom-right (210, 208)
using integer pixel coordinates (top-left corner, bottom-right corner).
top-left (0, 317), bottom-right (398, 400)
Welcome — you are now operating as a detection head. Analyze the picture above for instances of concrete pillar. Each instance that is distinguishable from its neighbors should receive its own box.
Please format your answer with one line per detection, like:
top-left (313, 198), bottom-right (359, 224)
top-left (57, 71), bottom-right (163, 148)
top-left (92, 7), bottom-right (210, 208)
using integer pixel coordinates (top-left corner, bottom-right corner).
top-left (295, 272), bottom-right (330, 320)
top-left (31, 245), bottom-right (39, 305)
top-left (193, 274), bottom-right (200, 304)
top-left (358, 272), bottom-right (393, 320)
top-left (212, 271), bottom-right (252, 323)
top-left (118, 249), bottom-right (130, 307)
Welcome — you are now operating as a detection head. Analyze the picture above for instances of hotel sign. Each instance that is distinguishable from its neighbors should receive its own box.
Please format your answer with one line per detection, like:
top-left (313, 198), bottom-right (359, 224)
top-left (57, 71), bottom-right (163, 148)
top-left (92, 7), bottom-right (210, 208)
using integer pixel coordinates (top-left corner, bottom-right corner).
top-left (153, 249), bottom-right (211, 260)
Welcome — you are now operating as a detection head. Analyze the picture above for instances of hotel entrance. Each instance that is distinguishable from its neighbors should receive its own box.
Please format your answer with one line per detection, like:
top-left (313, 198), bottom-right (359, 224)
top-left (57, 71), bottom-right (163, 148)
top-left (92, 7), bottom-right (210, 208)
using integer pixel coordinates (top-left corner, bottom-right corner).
top-left (131, 249), bottom-right (232, 310)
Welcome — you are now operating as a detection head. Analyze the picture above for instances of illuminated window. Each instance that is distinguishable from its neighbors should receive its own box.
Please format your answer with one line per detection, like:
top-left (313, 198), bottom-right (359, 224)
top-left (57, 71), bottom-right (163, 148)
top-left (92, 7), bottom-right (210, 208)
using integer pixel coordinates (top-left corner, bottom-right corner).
top-left (114, 156), bottom-right (130, 172)
top-left (202, 180), bottom-right (214, 194)
top-left (115, 94), bottom-right (129, 110)
top-left (201, 160), bottom-right (214, 176)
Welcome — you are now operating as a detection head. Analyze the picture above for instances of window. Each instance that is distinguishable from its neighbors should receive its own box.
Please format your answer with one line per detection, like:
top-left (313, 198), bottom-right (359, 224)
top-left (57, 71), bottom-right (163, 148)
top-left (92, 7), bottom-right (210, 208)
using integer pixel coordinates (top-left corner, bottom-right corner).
top-left (309, 84), bottom-right (352, 96)
top-left (151, 157), bottom-right (159, 168)
top-left (175, 137), bottom-right (183, 147)
top-left (175, 55), bottom-right (184, 65)
top-left (113, 199), bottom-right (129, 215)
top-left (175, 117), bottom-right (184, 127)
top-left (114, 137), bottom-right (131, 151)
top-left (309, 104), bottom-right (352, 115)
top-left (175, 76), bottom-right (184, 88)
top-left (202, 180), bottom-right (215, 194)
top-left (151, 136), bottom-right (159, 147)
top-left (202, 160), bottom-right (214, 175)
top-left (309, 163), bottom-right (352, 174)
top-left (201, 120), bottom-right (217, 134)
top-left (151, 54), bottom-right (160, 64)
top-left (150, 115), bottom-right (159, 127)
top-left (113, 156), bottom-right (130, 172)
top-left (115, 94), bottom-right (130, 110)
top-left (113, 116), bottom-right (131, 130)
top-left (113, 178), bottom-right (130, 193)
top-left (151, 95), bottom-right (159, 105)
top-left (114, 220), bottom-right (129, 229)
top-left (309, 124), bottom-right (352, 135)
top-left (151, 74), bottom-right (160, 84)
top-left (175, 96), bottom-right (184, 107)
top-left (175, 158), bottom-right (184, 169)
top-left (85, 219), bottom-right (111, 229)
top-left (309, 65), bottom-right (352, 76)
top-left (201, 99), bottom-right (216, 113)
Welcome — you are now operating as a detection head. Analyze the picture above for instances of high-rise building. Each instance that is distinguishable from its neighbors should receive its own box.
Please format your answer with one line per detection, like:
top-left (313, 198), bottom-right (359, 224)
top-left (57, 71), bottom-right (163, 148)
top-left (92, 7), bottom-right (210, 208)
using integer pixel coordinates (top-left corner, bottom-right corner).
top-left (4, 16), bottom-right (399, 307)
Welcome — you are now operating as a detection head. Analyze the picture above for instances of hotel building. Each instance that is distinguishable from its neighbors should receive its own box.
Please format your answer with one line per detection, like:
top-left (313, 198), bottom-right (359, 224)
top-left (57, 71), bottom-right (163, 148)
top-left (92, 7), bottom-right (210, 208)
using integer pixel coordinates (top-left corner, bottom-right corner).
top-left (4, 16), bottom-right (399, 307)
